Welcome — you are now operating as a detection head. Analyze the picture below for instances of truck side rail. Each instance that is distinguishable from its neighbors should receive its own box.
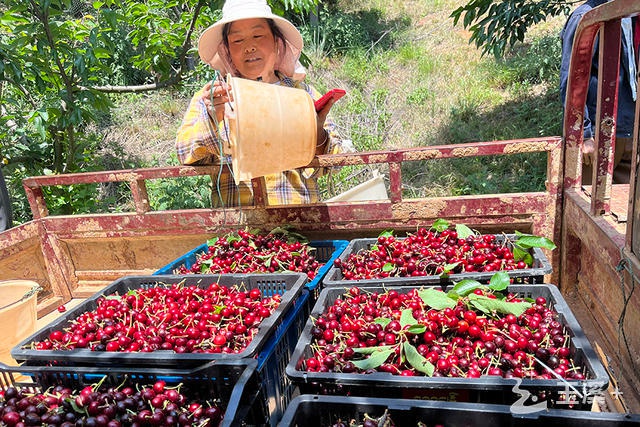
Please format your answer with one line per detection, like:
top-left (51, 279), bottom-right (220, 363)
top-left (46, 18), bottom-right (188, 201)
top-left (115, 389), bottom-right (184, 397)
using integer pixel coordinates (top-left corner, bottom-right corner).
top-left (22, 138), bottom-right (562, 216)
top-left (4, 138), bottom-right (562, 310)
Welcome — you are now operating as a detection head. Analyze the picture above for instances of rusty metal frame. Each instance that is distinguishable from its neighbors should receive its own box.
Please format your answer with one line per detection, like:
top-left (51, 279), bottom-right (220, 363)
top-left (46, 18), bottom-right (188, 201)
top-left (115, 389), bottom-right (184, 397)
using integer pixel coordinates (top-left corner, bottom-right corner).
top-left (563, 0), bottom-right (639, 216)
top-left (21, 138), bottom-right (562, 228)
top-left (3, 137), bottom-right (563, 303)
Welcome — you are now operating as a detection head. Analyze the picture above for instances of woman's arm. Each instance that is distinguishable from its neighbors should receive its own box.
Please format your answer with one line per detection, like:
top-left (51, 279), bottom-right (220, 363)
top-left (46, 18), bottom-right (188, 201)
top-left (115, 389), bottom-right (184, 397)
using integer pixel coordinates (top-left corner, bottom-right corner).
top-left (175, 83), bottom-right (226, 165)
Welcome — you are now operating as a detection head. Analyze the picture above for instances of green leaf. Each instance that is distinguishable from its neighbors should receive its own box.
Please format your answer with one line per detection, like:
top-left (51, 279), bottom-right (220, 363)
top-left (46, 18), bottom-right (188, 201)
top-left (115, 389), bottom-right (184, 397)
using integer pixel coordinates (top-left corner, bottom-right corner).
top-left (470, 299), bottom-right (491, 314)
top-left (431, 218), bottom-right (450, 232)
top-left (226, 233), bottom-right (241, 243)
top-left (406, 324), bottom-right (427, 335)
top-left (374, 317), bottom-right (392, 328)
top-left (440, 262), bottom-right (460, 275)
top-left (455, 223), bottom-right (475, 239)
top-left (67, 396), bottom-right (88, 415)
top-left (206, 237), bottom-right (219, 246)
top-left (400, 309), bottom-right (418, 327)
top-left (403, 342), bottom-right (434, 376)
top-left (449, 279), bottom-right (484, 297)
top-left (382, 262), bottom-right (394, 272)
top-left (378, 230), bottom-right (394, 238)
top-left (352, 348), bottom-right (395, 370)
top-left (514, 232), bottom-right (557, 250)
top-left (488, 271), bottom-right (510, 291)
top-left (513, 246), bottom-right (533, 265)
top-left (468, 294), bottom-right (532, 317)
top-left (418, 288), bottom-right (457, 310)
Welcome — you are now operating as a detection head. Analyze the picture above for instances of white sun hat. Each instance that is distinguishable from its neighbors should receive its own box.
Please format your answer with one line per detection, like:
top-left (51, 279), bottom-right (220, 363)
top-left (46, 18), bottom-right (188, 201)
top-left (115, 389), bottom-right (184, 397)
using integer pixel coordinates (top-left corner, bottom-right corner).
top-left (198, 0), bottom-right (306, 79)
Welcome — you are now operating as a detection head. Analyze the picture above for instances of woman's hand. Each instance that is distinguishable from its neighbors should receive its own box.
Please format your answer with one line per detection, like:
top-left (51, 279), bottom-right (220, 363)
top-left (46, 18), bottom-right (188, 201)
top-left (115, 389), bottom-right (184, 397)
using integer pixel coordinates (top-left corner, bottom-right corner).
top-left (582, 137), bottom-right (595, 166)
top-left (202, 80), bottom-right (232, 123)
top-left (315, 99), bottom-right (335, 154)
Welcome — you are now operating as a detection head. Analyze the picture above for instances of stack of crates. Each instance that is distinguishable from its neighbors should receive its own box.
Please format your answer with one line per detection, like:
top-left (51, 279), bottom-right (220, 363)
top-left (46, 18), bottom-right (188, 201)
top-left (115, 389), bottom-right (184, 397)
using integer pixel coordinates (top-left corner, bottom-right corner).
top-left (151, 239), bottom-right (349, 425)
top-left (10, 238), bottom-right (348, 427)
top-left (286, 284), bottom-right (609, 408)
top-left (281, 230), bottom-right (615, 426)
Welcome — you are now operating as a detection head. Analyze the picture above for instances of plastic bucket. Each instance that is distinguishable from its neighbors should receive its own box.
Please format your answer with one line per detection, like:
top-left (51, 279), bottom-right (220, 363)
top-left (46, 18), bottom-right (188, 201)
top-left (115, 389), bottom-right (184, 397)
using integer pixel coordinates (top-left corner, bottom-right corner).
top-left (326, 172), bottom-right (388, 202)
top-left (225, 76), bottom-right (317, 184)
top-left (0, 280), bottom-right (40, 366)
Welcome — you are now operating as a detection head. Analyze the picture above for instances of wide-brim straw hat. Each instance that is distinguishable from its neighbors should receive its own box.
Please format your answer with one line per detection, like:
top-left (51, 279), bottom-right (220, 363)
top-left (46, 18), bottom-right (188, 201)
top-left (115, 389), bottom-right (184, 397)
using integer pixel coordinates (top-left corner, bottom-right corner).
top-left (198, 0), bottom-right (305, 79)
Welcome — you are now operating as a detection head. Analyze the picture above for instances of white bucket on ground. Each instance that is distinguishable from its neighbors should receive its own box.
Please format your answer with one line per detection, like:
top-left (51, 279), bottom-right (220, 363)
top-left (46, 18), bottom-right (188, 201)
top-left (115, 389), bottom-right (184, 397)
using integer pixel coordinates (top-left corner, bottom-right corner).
top-left (225, 76), bottom-right (317, 184)
top-left (0, 280), bottom-right (40, 366)
top-left (326, 171), bottom-right (389, 202)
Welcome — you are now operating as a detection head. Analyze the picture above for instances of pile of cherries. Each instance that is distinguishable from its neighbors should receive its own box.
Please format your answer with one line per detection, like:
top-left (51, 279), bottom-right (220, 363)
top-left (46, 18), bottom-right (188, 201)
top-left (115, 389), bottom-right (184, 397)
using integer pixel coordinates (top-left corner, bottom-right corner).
top-left (0, 379), bottom-right (222, 426)
top-left (334, 228), bottom-right (528, 280)
top-left (176, 229), bottom-right (322, 279)
top-left (30, 282), bottom-right (281, 354)
top-left (302, 286), bottom-right (586, 380)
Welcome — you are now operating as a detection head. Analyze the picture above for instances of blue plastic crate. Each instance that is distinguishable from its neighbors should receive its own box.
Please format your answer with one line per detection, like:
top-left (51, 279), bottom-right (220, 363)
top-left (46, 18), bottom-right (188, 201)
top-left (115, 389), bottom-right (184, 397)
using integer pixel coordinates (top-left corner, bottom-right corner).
top-left (0, 360), bottom-right (268, 427)
top-left (155, 239), bottom-right (348, 297)
top-left (255, 290), bottom-right (312, 426)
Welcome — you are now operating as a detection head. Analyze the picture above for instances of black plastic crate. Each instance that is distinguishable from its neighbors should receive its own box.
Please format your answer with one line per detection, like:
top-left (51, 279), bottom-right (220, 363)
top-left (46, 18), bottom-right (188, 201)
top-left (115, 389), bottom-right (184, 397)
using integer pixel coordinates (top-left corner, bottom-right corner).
top-left (322, 235), bottom-right (552, 287)
top-left (278, 395), bottom-right (640, 427)
top-left (12, 274), bottom-right (307, 367)
top-left (286, 284), bottom-right (609, 409)
top-left (155, 240), bottom-right (348, 298)
top-left (0, 360), bottom-right (268, 427)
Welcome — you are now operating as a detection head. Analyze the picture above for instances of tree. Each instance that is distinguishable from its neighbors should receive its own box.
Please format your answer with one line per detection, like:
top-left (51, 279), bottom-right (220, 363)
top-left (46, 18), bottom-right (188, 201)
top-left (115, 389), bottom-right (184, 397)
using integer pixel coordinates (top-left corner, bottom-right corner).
top-left (450, 0), bottom-right (577, 58)
top-left (0, 0), bottom-right (317, 175)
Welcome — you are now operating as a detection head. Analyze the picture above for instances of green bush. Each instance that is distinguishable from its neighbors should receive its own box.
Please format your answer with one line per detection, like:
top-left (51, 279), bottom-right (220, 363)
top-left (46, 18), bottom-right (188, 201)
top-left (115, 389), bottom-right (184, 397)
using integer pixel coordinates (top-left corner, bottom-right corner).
top-left (298, 6), bottom-right (406, 57)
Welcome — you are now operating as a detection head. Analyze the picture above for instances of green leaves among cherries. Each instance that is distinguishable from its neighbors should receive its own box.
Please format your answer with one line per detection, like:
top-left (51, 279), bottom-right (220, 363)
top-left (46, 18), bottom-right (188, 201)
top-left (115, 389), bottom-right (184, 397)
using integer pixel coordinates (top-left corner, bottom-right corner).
top-left (512, 230), bottom-right (557, 266)
top-left (334, 220), bottom-right (556, 281)
top-left (418, 288), bottom-right (457, 310)
top-left (467, 293), bottom-right (531, 318)
top-left (419, 271), bottom-right (530, 317)
top-left (352, 346), bottom-right (395, 370)
top-left (303, 283), bottom-right (584, 381)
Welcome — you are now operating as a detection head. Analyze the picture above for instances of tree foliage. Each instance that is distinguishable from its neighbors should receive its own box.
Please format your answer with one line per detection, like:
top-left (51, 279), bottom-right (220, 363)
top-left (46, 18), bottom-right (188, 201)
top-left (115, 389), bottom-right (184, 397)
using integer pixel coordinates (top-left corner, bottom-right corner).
top-left (0, 0), bottom-right (317, 222)
top-left (450, 0), bottom-right (577, 58)
top-left (0, 0), bottom-right (317, 175)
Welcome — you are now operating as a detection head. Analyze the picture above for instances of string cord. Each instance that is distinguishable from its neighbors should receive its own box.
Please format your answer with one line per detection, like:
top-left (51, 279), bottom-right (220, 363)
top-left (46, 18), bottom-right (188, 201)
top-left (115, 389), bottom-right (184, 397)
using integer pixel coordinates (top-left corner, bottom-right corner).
top-left (209, 71), bottom-right (242, 210)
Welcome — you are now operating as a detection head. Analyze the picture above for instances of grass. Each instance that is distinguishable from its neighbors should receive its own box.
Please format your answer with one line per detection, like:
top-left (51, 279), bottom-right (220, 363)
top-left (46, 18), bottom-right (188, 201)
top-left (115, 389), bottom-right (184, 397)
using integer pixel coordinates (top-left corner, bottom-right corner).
top-left (98, 0), bottom-right (566, 202)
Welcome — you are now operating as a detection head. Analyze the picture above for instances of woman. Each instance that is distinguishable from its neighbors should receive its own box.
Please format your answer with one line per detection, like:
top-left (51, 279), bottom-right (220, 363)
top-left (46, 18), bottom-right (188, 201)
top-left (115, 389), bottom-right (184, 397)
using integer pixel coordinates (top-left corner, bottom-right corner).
top-left (176, 0), bottom-right (344, 207)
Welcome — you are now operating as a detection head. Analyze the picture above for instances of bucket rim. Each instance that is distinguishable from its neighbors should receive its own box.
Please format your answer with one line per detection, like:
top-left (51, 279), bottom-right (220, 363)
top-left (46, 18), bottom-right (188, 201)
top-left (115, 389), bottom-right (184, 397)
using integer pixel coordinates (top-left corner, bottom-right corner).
top-left (0, 281), bottom-right (41, 311)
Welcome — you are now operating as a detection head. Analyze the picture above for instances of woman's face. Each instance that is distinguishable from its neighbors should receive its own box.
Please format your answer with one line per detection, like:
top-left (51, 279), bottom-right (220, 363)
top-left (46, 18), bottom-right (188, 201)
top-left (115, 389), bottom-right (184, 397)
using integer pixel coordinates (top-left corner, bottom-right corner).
top-left (226, 18), bottom-right (278, 81)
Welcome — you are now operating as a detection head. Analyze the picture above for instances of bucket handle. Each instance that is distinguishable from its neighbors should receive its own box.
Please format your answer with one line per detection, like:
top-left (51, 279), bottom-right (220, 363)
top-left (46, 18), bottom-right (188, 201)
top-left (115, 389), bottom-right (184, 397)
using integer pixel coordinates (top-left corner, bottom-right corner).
top-left (0, 284), bottom-right (42, 311)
